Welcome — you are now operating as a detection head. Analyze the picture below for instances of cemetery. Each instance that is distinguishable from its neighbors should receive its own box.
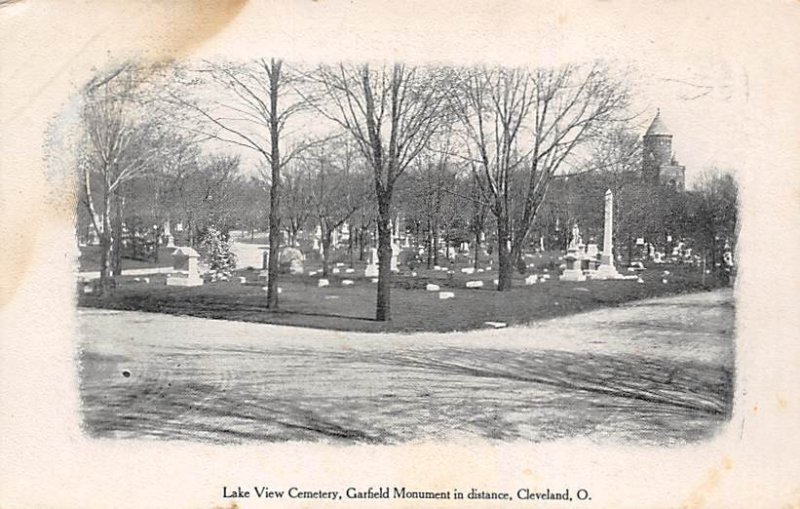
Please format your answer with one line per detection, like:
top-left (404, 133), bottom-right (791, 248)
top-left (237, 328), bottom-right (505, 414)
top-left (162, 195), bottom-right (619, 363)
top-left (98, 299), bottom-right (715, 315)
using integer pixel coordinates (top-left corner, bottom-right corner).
top-left (71, 62), bottom-right (738, 334)
top-left (66, 59), bottom-right (739, 448)
top-left (78, 217), bottom-right (730, 333)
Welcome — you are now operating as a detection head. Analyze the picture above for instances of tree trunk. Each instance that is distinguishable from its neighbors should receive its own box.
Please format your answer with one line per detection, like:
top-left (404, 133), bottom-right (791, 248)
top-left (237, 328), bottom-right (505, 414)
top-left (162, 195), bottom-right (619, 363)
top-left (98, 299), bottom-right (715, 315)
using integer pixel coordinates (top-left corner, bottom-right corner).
top-left (321, 228), bottom-right (332, 277)
top-left (426, 222), bottom-right (433, 269)
top-left (376, 197), bottom-right (392, 321)
top-left (99, 190), bottom-right (114, 297)
top-left (266, 62), bottom-right (282, 309)
top-left (472, 231), bottom-right (481, 270)
top-left (112, 194), bottom-right (123, 276)
top-left (432, 224), bottom-right (440, 266)
top-left (497, 215), bottom-right (513, 291)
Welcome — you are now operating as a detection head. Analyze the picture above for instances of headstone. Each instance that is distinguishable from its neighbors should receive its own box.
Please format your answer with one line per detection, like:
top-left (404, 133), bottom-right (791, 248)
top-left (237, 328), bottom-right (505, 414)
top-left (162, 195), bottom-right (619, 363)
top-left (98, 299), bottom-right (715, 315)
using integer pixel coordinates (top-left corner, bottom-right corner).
top-left (341, 279), bottom-right (354, 286)
top-left (426, 283), bottom-right (440, 291)
top-left (280, 246), bottom-right (304, 274)
top-left (345, 268), bottom-right (355, 274)
top-left (461, 267), bottom-right (475, 274)
top-left (525, 275), bottom-right (537, 285)
top-left (166, 247), bottom-right (203, 287)
top-left (484, 321), bottom-right (507, 329)
top-left (332, 267), bottom-right (341, 274)
top-left (364, 248), bottom-right (379, 277)
top-left (317, 279), bottom-right (330, 287)
top-left (235, 276), bottom-right (247, 284)
top-left (370, 278), bottom-right (378, 283)
top-left (465, 280), bottom-right (484, 289)
top-left (390, 243), bottom-right (400, 272)
top-left (438, 291), bottom-right (455, 300)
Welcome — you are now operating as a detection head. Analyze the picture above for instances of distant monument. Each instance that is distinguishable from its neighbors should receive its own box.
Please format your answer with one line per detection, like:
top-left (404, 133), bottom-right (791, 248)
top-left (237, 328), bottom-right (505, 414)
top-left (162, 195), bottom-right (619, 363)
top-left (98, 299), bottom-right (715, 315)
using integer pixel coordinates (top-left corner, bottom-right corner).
top-left (595, 190), bottom-right (622, 280)
top-left (642, 109), bottom-right (686, 191)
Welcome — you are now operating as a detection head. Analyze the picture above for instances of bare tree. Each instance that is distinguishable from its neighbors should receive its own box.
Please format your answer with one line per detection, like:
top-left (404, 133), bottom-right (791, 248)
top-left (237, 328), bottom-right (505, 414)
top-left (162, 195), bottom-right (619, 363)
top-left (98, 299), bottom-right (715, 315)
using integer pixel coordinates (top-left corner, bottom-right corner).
top-left (309, 63), bottom-right (448, 321)
top-left (449, 64), bottom-right (629, 289)
top-left (168, 59), bottom-right (311, 309)
top-left (78, 64), bottom-right (163, 295)
top-left (299, 137), bottom-right (371, 277)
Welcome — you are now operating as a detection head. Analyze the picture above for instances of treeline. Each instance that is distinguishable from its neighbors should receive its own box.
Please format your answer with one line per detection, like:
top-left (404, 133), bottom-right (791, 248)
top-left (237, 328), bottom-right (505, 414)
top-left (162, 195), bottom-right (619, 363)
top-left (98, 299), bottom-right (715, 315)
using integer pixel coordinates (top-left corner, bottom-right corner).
top-left (71, 59), bottom-right (737, 320)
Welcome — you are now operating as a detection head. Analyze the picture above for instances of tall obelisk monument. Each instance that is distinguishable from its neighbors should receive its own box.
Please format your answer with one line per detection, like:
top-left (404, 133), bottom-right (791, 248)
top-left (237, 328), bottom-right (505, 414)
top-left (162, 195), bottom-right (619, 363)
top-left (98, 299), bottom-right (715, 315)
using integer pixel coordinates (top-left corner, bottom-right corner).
top-left (596, 189), bottom-right (620, 279)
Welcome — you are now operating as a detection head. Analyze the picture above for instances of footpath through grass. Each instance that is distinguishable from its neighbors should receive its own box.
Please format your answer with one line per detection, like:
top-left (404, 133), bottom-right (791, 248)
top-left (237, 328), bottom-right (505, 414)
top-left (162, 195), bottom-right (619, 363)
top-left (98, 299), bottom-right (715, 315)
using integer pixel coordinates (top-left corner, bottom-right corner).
top-left (78, 261), bottom-right (729, 333)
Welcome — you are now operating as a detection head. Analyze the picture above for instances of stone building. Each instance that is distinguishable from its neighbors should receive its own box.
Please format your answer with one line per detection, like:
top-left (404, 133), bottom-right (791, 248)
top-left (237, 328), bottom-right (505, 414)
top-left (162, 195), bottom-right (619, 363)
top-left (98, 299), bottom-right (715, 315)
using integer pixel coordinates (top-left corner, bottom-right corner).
top-left (642, 110), bottom-right (686, 190)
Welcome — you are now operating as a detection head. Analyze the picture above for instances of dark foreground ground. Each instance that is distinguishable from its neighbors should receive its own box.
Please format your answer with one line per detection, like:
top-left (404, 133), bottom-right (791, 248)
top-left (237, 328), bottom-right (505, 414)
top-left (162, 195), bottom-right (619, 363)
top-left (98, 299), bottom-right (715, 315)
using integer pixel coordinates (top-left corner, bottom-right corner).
top-left (79, 261), bottom-right (728, 333)
top-left (78, 289), bottom-right (734, 445)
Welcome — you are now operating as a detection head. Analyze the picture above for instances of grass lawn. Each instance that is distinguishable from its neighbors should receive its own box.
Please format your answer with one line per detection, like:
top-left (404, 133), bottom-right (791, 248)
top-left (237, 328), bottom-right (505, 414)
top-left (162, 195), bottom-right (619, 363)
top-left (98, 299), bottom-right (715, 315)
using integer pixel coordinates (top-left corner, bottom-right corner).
top-left (78, 246), bottom-right (176, 272)
top-left (78, 259), bottom-right (730, 333)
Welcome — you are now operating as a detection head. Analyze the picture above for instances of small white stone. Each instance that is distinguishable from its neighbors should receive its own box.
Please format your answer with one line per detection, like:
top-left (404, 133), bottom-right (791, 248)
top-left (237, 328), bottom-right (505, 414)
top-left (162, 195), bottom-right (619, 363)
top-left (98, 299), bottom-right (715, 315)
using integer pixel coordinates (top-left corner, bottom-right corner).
top-left (493, 279), bottom-right (499, 285)
top-left (411, 271), bottom-right (417, 277)
top-left (142, 277), bottom-right (150, 284)
top-left (345, 268), bottom-right (355, 273)
top-left (484, 321), bottom-right (507, 329)
top-left (525, 275), bottom-right (537, 285)
top-left (461, 267), bottom-right (475, 274)
top-left (341, 279), bottom-right (354, 286)
top-left (370, 278), bottom-right (379, 283)
top-left (317, 279), bottom-right (330, 287)
top-left (438, 291), bottom-right (455, 300)
top-left (426, 284), bottom-right (440, 291)
top-left (465, 280), bottom-right (484, 289)
top-left (637, 277), bottom-right (645, 283)
top-left (662, 278), bottom-right (668, 284)
top-left (332, 268), bottom-right (340, 274)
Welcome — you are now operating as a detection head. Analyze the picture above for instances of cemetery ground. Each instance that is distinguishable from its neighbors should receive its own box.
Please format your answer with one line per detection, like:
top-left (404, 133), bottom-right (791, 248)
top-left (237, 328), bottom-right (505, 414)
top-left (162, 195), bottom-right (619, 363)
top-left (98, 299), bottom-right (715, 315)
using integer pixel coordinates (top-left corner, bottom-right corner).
top-left (78, 288), bottom-right (734, 444)
top-left (78, 254), bottom-right (730, 333)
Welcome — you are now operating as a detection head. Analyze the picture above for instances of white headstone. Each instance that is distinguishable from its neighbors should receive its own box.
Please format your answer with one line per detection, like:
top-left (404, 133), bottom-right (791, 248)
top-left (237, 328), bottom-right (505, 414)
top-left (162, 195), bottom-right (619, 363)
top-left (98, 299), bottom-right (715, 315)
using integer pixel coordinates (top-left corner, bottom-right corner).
top-left (426, 284), bottom-right (440, 291)
top-left (342, 279), bottom-right (354, 286)
top-left (438, 291), bottom-right (455, 300)
top-left (465, 280), bottom-right (484, 288)
top-left (317, 279), bottom-right (330, 287)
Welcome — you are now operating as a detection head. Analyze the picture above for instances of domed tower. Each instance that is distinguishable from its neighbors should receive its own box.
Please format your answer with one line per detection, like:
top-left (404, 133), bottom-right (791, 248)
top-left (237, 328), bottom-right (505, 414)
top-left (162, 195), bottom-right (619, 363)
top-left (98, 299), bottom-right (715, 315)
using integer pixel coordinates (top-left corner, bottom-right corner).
top-left (642, 109), bottom-right (673, 184)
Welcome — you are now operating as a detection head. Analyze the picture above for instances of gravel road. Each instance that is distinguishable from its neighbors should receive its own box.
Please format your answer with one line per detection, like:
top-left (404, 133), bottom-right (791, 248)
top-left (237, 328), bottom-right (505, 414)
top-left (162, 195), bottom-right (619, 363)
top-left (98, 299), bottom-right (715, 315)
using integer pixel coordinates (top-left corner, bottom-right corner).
top-left (78, 289), bottom-right (734, 445)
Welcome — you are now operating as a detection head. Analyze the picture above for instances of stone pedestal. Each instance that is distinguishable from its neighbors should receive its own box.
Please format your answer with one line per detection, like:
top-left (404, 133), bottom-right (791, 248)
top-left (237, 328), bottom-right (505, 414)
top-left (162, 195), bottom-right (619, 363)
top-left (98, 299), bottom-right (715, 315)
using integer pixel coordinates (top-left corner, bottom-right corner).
top-left (167, 246), bottom-right (203, 287)
top-left (561, 250), bottom-right (586, 282)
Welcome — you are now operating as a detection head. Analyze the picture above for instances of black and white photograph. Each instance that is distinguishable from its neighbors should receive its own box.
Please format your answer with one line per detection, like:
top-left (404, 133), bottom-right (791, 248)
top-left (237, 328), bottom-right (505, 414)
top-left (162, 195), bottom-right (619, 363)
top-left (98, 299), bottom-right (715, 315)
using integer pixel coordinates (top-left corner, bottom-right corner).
top-left (70, 58), bottom-right (737, 446)
top-left (1, 1), bottom-right (798, 508)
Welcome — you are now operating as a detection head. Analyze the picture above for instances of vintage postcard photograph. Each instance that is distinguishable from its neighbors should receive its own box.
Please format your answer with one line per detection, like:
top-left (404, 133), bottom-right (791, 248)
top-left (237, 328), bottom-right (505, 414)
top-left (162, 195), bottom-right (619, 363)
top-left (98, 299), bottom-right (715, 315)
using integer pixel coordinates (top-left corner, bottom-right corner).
top-left (1, 1), bottom-right (798, 508)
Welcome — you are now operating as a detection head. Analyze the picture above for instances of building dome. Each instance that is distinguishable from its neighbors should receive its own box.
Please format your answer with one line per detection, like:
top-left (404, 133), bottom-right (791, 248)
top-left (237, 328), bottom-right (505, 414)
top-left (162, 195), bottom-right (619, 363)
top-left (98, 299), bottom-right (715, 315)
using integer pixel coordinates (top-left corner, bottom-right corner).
top-left (645, 110), bottom-right (671, 136)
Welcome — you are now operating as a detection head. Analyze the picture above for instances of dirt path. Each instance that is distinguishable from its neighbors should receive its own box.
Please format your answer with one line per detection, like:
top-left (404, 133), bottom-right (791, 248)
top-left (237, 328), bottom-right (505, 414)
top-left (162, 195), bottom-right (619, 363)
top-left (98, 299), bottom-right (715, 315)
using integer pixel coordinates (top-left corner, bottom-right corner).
top-left (78, 289), bottom-right (734, 445)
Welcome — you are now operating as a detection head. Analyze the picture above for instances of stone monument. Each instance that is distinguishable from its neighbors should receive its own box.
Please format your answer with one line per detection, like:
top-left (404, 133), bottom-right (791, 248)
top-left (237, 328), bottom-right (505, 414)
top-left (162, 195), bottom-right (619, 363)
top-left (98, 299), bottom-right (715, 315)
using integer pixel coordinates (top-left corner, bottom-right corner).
top-left (166, 246), bottom-right (203, 286)
top-left (561, 223), bottom-right (586, 282)
top-left (595, 189), bottom-right (622, 280)
top-left (163, 221), bottom-right (175, 248)
top-left (364, 248), bottom-right (379, 277)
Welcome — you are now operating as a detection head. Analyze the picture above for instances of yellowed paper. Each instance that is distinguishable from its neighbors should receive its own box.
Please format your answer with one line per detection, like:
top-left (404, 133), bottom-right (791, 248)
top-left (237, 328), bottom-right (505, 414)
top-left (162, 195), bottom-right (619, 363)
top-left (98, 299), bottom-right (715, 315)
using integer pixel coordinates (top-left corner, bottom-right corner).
top-left (1, 1), bottom-right (799, 508)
